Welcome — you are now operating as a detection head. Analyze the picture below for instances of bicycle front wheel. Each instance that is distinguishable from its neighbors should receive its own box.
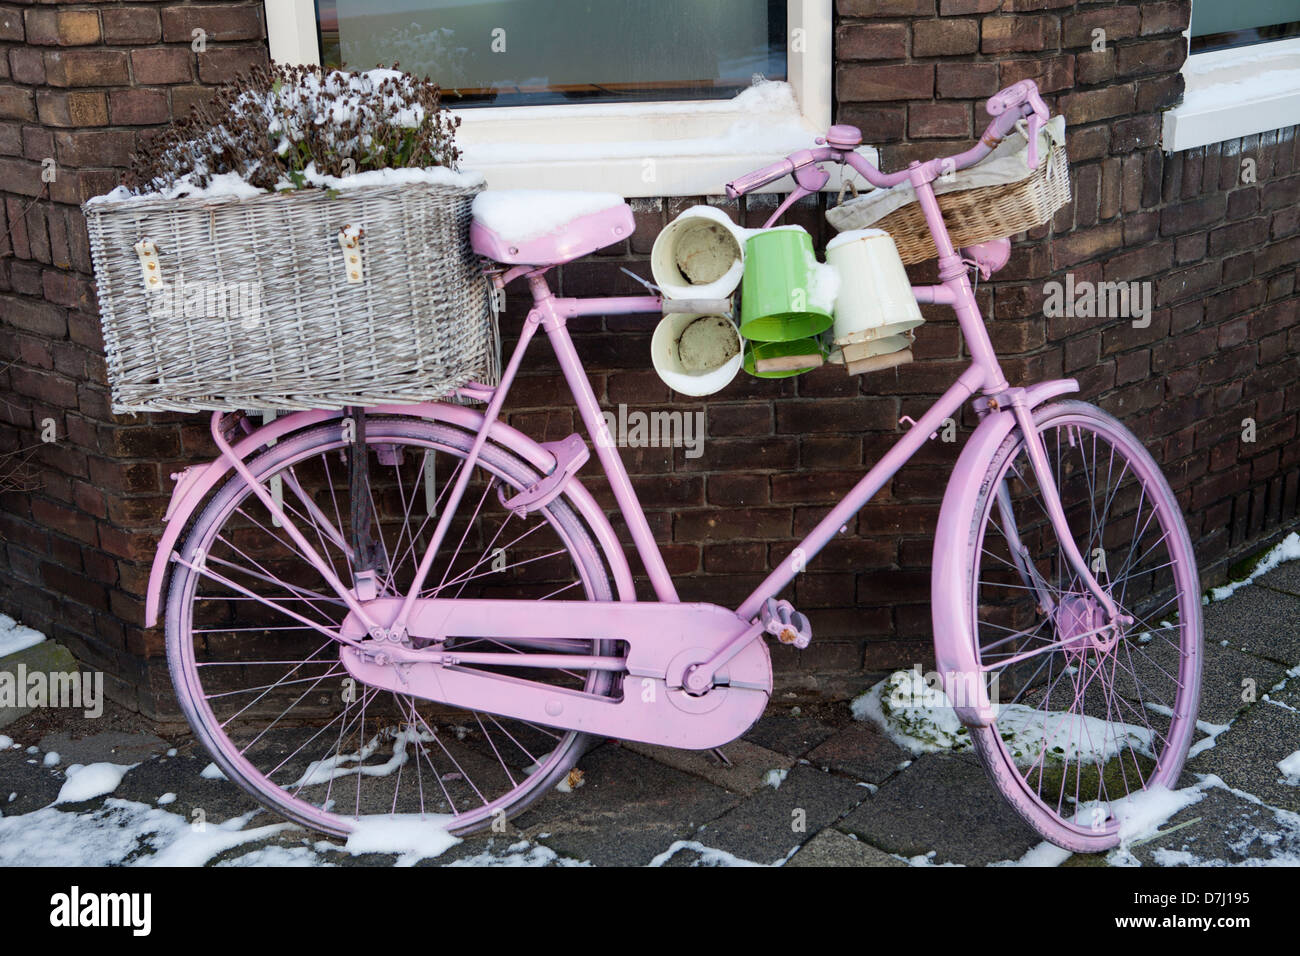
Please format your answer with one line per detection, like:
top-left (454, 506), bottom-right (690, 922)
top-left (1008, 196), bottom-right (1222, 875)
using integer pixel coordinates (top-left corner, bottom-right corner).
top-left (165, 416), bottom-right (623, 837)
top-left (963, 401), bottom-right (1202, 852)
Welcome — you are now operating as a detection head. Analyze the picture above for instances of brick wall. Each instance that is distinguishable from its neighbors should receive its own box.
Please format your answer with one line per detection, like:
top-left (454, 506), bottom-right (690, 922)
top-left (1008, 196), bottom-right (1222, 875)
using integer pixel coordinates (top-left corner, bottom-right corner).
top-left (0, 1), bottom-right (269, 717)
top-left (1, 1), bottom-right (1297, 717)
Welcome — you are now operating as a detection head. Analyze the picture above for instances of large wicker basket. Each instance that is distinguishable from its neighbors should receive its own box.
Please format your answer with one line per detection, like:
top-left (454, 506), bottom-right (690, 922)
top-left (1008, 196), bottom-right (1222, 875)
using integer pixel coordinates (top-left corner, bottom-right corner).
top-left (83, 180), bottom-right (496, 412)
top-left (827, 118), bottom-right (1071, 265)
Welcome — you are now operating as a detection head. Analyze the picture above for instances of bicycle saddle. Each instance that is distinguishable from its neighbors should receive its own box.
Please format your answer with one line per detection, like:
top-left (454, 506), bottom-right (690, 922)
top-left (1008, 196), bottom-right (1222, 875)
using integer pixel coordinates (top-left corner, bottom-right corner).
top-left (470, 189), bottom-right (634, 267)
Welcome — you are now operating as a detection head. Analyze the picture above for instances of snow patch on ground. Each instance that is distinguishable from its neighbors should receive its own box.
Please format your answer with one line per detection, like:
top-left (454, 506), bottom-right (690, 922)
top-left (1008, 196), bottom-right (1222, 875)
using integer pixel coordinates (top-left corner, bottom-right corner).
top-left (446, 841), bottom-right (590, 868)
top-left (991, 841), bottom-right (1074, 867)
top-left (1207, 532), bottom-right (1300, 602)
top-left (342, 815), bottom-right (460, 867)
top-left (853, 669), bottom-right (1153, 766)
top-left (764, 768), bottom-right (788, 789)
top-left (0, 613), bottom-right (45, 658)
top-left (0, 799), bottom-right (286, 867)
top-left (648, 840), bottom-right (765, 867)
top-left (56, 763), bottom-right (136, 804)
top-left (1277, 750), bottom-right (1300, 786)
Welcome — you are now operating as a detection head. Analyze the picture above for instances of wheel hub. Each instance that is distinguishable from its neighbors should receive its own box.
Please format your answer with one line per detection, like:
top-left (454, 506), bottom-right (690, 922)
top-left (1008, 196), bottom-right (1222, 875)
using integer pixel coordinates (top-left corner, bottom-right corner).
top-left (1057, 595), bottom-right (1119, 656)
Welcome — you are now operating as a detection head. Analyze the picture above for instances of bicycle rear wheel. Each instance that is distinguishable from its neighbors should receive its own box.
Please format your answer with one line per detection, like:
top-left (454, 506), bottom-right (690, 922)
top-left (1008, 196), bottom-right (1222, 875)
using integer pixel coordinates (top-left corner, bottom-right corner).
top-left (963, 401), bottom-right (1201, 852)
top-left (165, 416), bottom-right (623, 837)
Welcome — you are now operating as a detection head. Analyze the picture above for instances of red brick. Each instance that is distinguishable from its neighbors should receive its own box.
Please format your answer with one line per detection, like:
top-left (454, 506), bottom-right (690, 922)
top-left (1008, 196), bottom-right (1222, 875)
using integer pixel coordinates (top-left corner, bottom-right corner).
top-left (130, 48), bottom-right (192, 85)
top-left (837, 64), bottom-right (934, 102)
top-left (108, 88), bottom-right (169, 126)
top-left (913, 18), bottom-right (979, 57)
top-left (161, 4), bottom-right (264, 43)
top-left (837, 0), bottom-right (935, 15)
top-left (936, 61), bottom-right (999, 98)
top-left (44, 50), bottom-right (130, 87)
top-left (35, 90), bottom-right (107, 127)
top-left (1141, 1), bottom-right (1191, 37)
top-left (982, 16), bottom-right (1059, 54)
top-left (908, 101), bottom-right (970, 138)
top-left (101, 7), bottom-right (162, 45)
top-left (1062, 6), bottom-right (1140, 48)
top-left (0, 84), bottom-right (35, 121)
top-left (196, 46), bottom-right (269, 84)
top-left (1116, 38), bottom-right (1186, 78)
top-left (23, 8), bottom-right (100, 47)
top-left (836, 22), bottom-right (908, 61)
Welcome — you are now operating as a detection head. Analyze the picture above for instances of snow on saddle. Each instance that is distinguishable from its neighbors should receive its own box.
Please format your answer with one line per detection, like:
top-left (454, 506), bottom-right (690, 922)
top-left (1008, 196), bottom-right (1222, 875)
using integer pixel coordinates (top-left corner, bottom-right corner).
top-left (470, 190), bottom-right (634, 266)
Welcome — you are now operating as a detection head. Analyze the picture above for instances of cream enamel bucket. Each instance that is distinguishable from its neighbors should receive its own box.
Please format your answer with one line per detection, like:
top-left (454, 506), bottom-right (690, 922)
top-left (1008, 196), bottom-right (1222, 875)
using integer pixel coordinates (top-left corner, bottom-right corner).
top-left (824, 229), bottom-right (923, 348)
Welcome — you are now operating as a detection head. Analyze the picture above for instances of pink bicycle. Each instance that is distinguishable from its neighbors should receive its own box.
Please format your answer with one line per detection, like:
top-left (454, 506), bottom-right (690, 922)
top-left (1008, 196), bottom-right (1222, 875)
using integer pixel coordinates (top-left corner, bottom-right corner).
top-left (149, 80), bottom-right (1201, 853)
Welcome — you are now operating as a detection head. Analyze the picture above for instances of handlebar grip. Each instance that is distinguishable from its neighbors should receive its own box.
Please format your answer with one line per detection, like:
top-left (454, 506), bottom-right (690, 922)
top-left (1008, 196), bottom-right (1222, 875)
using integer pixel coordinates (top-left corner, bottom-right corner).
top-left (986, 79), bottom-right (1048, 121)
top-left (725, 158), bottom-right (795, 198)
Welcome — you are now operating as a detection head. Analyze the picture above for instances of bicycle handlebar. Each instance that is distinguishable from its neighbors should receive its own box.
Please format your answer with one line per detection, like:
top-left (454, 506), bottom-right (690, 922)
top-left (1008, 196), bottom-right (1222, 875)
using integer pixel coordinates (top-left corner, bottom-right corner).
top-left (724, 79), bottom-right (1051, 200)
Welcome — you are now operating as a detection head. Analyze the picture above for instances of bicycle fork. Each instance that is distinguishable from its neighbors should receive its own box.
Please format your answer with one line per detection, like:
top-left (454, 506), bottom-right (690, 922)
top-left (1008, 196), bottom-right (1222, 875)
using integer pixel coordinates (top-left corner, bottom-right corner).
top-left (994, 391), bottom-right (1121, 625)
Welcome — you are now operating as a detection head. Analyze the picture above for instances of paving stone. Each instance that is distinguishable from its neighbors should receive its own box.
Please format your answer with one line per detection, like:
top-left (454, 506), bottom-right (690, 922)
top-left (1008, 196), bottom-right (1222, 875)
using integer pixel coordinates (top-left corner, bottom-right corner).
top-left (621, 738), bottom-right (793, 795)
top-left (515, 742), bottom-right (741, 866)
top-left (805, 721), bottom-right (911, 784)
top-left (112, 752), bottom-right (261, 823)
top-left (785, 826), bottom-right (904, 867)
top-left (0, 642), bottom-right (79, 729)
top-left (1121, 784), bottom-right (1300, 866)
top-left (38, 729), bottom-right (172, 766)
top-left (1187, 699), bottom-right (1300, 813)
top-left (1256, 559), bottom-right (1300, 597)
top-left (839, 752), bottom-right (1040, 865)
top-left (1195, 638), bottom-right (1290, 727)
top-left (742, 713), bottom-right (838, 757)
top-left (1202, 586), bottom-right (1300, 666)
top-left (0, 742), bottom-right (65, 814)
top-left (688, 764), bottom-right (868, 865)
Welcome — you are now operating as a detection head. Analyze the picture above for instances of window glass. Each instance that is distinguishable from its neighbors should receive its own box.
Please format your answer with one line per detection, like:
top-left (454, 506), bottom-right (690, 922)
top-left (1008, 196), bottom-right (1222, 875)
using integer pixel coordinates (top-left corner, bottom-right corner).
top-left (1190, 0), bottom-right (1300, 53)
top-left (316, 0), bottom-right (788, 107)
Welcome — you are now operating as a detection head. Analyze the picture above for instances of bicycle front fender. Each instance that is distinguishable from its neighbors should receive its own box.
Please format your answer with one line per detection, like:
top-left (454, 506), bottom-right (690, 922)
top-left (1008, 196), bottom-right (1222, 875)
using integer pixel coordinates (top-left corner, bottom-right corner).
top-left (931, 378), bottom-right (1079, 727)
top-left (144, 403), bottom-right (637, 628)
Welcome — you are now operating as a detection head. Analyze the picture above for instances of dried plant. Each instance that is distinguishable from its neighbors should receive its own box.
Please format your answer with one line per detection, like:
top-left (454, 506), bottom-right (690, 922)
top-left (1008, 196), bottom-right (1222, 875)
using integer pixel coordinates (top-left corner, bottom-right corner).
top-left (127, 62), bottom-right (462, 195)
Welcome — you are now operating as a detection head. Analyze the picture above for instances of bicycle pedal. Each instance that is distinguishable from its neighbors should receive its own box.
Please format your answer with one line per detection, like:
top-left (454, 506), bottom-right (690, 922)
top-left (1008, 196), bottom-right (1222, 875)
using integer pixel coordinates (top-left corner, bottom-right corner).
top-left (760, 598), bottom-right (811, 649)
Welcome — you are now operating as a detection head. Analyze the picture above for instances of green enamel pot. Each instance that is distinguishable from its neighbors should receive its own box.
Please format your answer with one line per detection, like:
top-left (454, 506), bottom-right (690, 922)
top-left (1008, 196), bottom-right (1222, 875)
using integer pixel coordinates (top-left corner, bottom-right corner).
top-left (739, 228), bottom-right (835, 343)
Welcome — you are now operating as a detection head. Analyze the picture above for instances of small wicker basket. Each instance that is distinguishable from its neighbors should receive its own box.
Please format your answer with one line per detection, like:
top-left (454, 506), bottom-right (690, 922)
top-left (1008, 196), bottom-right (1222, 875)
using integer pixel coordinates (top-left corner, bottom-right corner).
top-left (828, 121), bottom-right (1071, 265)
top-left (83, 179), bottom-right (496, 413)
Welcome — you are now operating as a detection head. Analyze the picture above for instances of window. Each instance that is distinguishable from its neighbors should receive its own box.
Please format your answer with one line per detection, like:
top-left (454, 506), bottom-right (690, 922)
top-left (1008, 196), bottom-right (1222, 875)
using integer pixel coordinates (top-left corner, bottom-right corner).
top-left (316, 0), bottom-right (788, 108)
top-left (265, 1), bottom-right (841, 196)
top-left (1162, 1), bottom-right (1300, 151)
top-left (1189, 0), bottom-right (1300, 53)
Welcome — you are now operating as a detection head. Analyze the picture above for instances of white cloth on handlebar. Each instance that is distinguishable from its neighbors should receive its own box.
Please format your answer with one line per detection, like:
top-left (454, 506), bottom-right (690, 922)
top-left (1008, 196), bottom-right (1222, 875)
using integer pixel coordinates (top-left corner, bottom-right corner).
top-left (826, 115), bottom-right (1066, 234)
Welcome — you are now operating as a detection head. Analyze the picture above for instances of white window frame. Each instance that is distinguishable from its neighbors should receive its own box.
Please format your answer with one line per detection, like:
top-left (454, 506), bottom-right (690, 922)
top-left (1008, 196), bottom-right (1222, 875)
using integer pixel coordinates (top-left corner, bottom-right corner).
top-left (265, 0), bottom-right (854, 196)
top-left (1162, 8), bottom-right (1300, 152)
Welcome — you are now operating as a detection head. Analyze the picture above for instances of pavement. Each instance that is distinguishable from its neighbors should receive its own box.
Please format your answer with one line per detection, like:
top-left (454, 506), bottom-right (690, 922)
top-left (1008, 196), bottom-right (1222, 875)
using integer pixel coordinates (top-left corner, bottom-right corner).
top-left (1, 545), bottom-right (1298, 867)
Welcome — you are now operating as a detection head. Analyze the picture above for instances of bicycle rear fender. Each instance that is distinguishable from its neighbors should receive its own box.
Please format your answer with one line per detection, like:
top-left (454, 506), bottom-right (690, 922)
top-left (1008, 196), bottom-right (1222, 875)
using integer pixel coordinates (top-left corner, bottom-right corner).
top-left (144, 403), bottom-right (636, 627)
top-left (931, 378), bottom-right (1079, 727)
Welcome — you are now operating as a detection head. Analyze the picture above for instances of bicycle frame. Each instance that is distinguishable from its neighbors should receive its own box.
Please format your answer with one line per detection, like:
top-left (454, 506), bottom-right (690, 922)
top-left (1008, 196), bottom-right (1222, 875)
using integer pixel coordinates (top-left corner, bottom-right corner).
top-left (148, 84), bottom-right (1120, 745)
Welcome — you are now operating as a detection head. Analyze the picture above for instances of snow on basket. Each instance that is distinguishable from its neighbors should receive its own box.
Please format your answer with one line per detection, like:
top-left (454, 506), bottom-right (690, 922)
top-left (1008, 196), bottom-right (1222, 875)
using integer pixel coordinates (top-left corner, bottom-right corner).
top-left (82, 172), bottom-right (496, 413)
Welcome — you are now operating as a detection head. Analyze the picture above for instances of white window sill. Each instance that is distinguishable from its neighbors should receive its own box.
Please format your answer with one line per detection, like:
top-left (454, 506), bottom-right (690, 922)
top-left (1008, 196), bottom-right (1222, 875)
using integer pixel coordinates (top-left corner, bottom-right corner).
top-left (454, 88), bottom-right (873, 197)
top-left (1162, 36), bottom-right (1300, 152)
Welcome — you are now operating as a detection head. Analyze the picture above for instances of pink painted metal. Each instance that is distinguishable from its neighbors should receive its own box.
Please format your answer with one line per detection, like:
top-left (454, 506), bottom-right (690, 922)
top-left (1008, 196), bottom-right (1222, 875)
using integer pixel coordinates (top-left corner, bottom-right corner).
top-left (469, 201), bottom-right (634, 266)
top-left (336, 597), bottom-right (771, 748)
top-left (155, 78), bottom-right (1195, 850)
